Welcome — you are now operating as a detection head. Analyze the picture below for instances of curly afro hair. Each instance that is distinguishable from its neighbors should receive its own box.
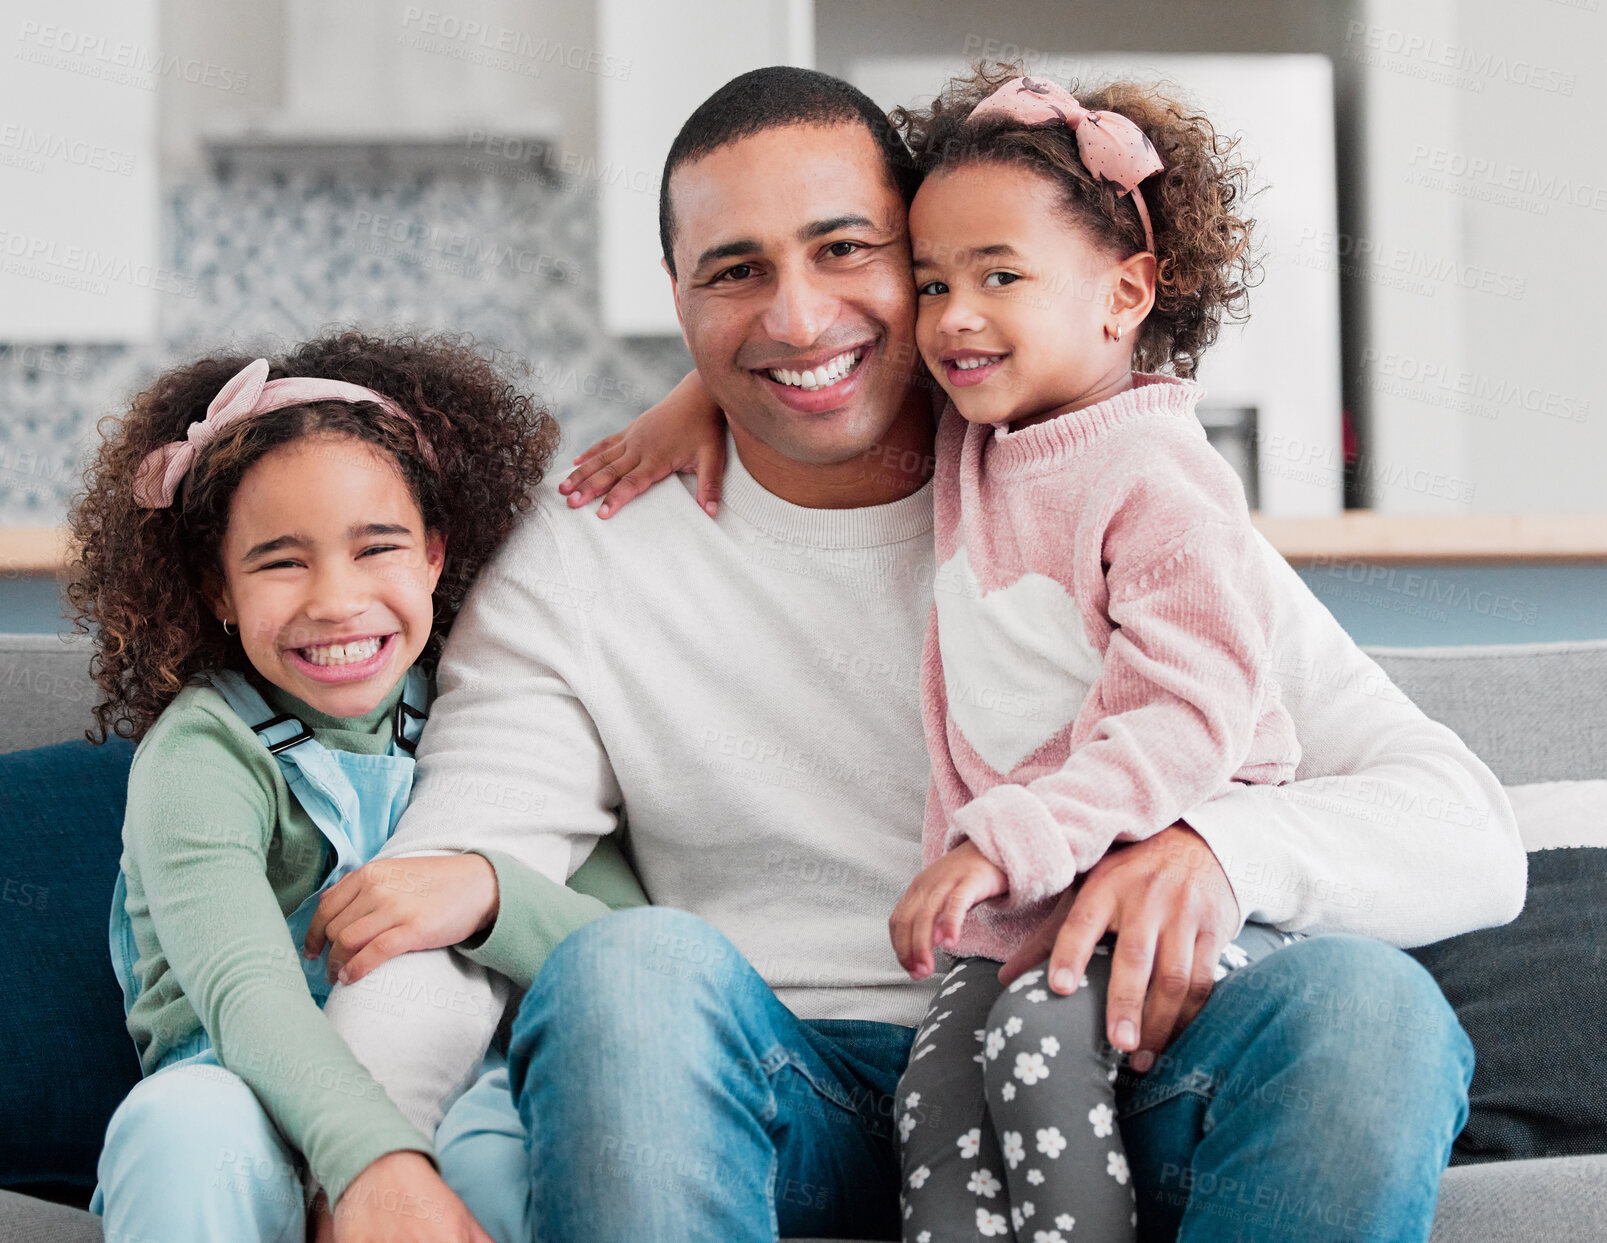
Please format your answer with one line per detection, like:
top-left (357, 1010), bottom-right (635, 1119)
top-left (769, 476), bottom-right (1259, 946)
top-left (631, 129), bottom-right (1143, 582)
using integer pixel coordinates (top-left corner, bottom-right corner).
top-left (65, 329), bottom-right (560, 742)
top-left (889, 62), bottom-right (1261, 378)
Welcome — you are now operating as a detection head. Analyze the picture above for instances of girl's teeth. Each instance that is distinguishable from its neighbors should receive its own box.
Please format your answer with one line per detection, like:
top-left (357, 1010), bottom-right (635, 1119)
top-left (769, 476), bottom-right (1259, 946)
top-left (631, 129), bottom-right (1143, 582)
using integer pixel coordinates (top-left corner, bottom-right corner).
top-left (954, 355), bottom-right (1000, 370)
top-left (300, 636), bottom-right (384, 666)
top-left (768, 348), bottom-right (861, 389)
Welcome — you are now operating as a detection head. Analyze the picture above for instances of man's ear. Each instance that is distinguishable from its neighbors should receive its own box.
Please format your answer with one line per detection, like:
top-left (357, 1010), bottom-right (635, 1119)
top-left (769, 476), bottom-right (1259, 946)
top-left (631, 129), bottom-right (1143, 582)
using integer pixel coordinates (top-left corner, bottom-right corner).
top-left (663, 257), bottom-right (686, 338)
top-left (1109, 250), bottom-right (1159, 325)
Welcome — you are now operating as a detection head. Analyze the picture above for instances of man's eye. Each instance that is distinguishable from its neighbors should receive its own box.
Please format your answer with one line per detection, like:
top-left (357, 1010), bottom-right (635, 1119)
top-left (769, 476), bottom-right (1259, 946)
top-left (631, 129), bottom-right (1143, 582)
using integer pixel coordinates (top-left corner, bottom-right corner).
top-left (983, 271), bottom-right (1021, 287)
top-left (826, 241), bottom-right (860, 258)
top-left (360, 545), bottom-right (402, 558)
top-left (716, 264), bottom-right (754, 282)
top-left (917, 279), bottom-right (948, 296)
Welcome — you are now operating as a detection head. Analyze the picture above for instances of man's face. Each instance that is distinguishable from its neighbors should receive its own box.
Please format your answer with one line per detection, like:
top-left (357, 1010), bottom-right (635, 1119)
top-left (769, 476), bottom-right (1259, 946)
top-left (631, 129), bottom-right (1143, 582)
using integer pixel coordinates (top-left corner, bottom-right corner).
top-left (666, 122), bottom-right (918, 466)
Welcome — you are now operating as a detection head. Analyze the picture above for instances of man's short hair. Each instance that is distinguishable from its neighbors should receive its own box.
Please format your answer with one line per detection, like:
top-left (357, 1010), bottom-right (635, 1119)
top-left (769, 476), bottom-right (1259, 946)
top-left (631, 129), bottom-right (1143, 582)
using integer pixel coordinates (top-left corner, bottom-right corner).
top-left (659, 66), bottom-right (921, 278)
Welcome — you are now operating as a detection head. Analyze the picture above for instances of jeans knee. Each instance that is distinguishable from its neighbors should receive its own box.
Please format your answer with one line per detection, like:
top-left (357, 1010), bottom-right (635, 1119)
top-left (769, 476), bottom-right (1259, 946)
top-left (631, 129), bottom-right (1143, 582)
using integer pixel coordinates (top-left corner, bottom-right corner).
top-left (1249, 935), bottom-right (1472, 1104)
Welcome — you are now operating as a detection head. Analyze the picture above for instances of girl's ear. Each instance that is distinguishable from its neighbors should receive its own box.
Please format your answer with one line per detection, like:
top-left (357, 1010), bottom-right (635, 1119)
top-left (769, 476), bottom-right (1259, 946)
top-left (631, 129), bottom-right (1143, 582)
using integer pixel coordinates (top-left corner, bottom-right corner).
top-left (423, 528), bottom-right (447, 593)
top-left (1108, 249), bottom-right (1159, 328)
top-left (200, 571), bottom-right (235, 627)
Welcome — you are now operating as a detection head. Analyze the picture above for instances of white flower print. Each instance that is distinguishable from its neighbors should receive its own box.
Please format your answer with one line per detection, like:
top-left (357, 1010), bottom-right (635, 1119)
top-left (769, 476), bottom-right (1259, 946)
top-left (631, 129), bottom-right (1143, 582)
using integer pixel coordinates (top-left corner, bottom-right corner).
top-left (1014, 1051), bottom-right (1051, 1085)
top-left (1036, 1126), bottom-right (1067, 1158)
top-left (1107, 1151), bottom-right (1130, 1184)
top-left (1004, 1015), bottom-right (1024, 1037)
top-left (1000, 1081), bottom-right (1017, 1101)
top-left (1008, 968), bottom-right (1045, 994)
top-left (918, 1233), bottom-right (932, 1243)
top-left (905, 1092), bottom-right (922, 1111)
top-left (1039, 1035), bottom-right (1061, 1057)
top-left (1032, 1231), bottom-right (1066, 1243)
top-left (1020, 1200), bottom-right (1035, 1219)
top-left (974, 1027), bottom-right (988, 1043)
top-left (958, 1128), bottom-right (982, 1159)
top-left (1027, 988), bottom-right (1049, 1002)
top-left (908, 1165), bottom-right (930, 1189)
top-left (1107, 1063), bottom-right (1119, 1083)
top-left (1057, 1212), bottom-right (1076, 1229)
top-left (1012, 1207), bottom-right (1024, 1232)
top-left (941, 980), bottom-right (967, 996)
top-left (904, 1202), bottom-right (913, 1219)
top-left (986, 1028), bottom-right (1007, 1060)
top-left (1001, 1130), bottom-right (1025, 1168)
top-left (968, 1167), bottom-right (1002, 1198)
top-left (1088, 1102), bottom-right (1115, 1138)
top-left (898, 1112), bottom-right (917, 1141)
top-left (1026, 1167), bottom-right (1045, 1185)
top-left (976, 1207), bottom-right (1009, 1237)
top-left (914, 1043), bottom-right (936, 1060)
top-left (1220, 942), bottom-right (1249, 970)
top-left (1212, 962), bottom-right (1229, 982)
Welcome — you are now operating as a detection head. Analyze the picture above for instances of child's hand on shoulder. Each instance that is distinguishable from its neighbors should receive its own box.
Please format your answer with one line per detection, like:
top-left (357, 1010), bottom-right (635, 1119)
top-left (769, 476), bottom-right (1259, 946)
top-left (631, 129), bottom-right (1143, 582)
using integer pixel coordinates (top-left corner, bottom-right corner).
top-left (304, 854), bottom-right (500, 984)
top-left (889, 839), bottom-right (1008, 980)
top-left (559, 370), bottom-right (726, 518)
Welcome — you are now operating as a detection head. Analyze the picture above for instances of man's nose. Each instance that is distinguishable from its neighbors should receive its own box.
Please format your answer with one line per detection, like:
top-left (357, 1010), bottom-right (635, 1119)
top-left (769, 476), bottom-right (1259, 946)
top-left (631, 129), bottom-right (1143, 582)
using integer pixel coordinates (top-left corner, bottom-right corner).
top-left (759, 265), bottom-right (835, 349)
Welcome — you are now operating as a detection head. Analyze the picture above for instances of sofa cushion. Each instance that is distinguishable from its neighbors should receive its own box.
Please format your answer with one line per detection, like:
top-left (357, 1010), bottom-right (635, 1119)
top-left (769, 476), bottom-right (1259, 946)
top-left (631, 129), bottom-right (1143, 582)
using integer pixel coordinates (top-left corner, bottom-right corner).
top-left (0, 738), bottom-right (141, 1189)
top-left (1410, 781), bottom-right (1607, 1166)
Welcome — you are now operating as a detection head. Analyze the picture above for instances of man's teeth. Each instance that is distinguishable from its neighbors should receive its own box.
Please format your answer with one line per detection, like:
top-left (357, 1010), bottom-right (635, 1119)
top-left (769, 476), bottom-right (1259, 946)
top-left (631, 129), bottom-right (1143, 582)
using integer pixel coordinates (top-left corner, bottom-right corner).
top-left (767, 348), bottom-right (863, 390)
top-left (953, 355), bottom-right (1002, 371)
top-left (299, 636), bottom-right (384, 666)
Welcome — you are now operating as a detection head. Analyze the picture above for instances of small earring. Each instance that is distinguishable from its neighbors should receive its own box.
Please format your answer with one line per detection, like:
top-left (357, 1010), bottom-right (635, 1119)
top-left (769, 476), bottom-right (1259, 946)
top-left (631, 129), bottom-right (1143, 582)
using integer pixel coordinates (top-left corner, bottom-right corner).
top-left (1114, 324), bottom-right (1123, 342)
top-left (221, 618), bottom-right (235, 636)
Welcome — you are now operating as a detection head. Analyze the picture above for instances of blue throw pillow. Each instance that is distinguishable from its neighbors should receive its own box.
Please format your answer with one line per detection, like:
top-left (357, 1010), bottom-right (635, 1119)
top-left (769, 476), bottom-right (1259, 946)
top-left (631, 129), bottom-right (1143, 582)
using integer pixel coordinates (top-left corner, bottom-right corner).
top-left (0, 737), bottom-right (142, 1189)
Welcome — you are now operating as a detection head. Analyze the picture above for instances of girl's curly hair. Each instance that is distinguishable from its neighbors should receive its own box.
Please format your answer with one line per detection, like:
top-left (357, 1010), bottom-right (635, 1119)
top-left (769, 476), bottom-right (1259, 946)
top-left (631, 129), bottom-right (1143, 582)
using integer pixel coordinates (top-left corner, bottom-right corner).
top-left (889, 62), bottom-right (1260, 377)
top-left (65, 330), bottom-right (560, 743)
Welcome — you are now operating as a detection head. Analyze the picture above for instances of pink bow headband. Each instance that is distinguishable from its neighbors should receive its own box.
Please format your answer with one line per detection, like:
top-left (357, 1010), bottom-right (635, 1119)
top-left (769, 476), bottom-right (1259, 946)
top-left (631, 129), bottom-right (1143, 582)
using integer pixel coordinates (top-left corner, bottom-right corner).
top-left (132, 358), bottom-right (438, 508)
top-left (968, 76), bottom-right (1164, 253)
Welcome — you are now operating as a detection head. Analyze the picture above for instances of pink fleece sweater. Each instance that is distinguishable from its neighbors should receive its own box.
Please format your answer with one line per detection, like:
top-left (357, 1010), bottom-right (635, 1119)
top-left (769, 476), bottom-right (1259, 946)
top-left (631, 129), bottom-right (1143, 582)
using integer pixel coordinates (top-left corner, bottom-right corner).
top-left (923, 373), bottom-right (1302, 961)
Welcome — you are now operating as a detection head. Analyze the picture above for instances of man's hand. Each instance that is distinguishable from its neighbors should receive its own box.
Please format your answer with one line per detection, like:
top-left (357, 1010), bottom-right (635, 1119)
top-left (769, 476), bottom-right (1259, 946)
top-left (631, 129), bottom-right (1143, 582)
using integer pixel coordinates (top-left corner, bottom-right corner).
top-left (304, 855), bottom-right (499, 984)
top-left (327, 1152), bottom-right (492, 1243)
top-left (997, 823), bottom-right (1240, 1072)
top-left (889, 839), bottom-right (1008, 980)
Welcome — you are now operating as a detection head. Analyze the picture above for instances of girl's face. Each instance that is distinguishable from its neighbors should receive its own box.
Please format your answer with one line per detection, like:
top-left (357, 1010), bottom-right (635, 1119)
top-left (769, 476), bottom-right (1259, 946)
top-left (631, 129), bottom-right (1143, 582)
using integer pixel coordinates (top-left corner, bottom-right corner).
top-left (910, 162), bottom-right (1149, 427)
top-left (207, 433), bottom-right (445, 720)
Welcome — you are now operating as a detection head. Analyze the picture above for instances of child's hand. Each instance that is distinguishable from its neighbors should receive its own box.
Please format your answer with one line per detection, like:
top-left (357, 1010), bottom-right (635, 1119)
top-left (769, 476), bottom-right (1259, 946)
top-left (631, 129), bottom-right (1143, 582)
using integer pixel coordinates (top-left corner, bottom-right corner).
top-left (558, 370), bottom-right (726, 518)
top-left (889, 840), bottom-right (1008, 980)
top-left (304, 855), bottom-right (499, 985)
top-left (331, 1151), bottom-right (492, 1243)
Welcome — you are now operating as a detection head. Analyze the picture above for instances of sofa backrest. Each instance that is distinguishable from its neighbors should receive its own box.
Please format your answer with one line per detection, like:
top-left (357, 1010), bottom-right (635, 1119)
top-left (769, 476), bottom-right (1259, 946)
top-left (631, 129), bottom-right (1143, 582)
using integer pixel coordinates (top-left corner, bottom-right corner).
top-left (3, 633), bottom-right (1606, 783)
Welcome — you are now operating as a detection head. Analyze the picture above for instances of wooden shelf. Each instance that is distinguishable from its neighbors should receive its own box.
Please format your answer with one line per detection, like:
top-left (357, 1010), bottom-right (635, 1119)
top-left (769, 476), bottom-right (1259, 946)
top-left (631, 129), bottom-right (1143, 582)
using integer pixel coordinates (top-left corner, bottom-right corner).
top-left (6, 516), bottom-right (1607, 577)
top-left (1249, 513), bottom-right (1607, 564)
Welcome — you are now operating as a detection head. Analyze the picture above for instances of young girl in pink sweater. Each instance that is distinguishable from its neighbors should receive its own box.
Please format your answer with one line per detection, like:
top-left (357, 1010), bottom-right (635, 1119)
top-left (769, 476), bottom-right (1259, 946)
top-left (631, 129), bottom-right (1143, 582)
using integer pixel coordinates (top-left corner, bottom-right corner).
top-left (564, 66), bottom-right (1307, 1241)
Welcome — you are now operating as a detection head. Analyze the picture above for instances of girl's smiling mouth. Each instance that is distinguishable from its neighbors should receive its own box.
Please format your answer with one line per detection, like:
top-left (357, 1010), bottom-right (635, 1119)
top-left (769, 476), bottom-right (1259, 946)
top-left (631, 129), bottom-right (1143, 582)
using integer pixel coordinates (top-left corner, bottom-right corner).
top-left (941, 350), bottom-right (1009, 387)
top-left (284, 633), bottom-right (397, 684)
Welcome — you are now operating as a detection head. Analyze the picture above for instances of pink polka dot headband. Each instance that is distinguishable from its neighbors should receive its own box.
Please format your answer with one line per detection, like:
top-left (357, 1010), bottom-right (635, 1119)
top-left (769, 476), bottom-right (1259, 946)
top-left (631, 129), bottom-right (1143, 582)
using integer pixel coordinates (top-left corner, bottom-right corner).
top-left (969, 76), bottom-right (1164, 253)
top-left (133, 358), bottom-right (437, 508)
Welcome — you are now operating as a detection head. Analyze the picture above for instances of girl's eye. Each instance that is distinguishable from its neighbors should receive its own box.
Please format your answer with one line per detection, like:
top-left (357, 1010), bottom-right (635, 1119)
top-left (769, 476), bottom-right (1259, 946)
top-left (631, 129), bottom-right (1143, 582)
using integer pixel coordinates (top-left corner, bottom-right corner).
top-left (917, 279), bottom-right (948, 296)
top-left (360, 545), bottom-right (402, 558)
top-left (825, 241), bottom-right (860, 259)
top-left (260, 560), bottom-right (301, 571)
top-left (983, 271), bottom-right (1021, 287)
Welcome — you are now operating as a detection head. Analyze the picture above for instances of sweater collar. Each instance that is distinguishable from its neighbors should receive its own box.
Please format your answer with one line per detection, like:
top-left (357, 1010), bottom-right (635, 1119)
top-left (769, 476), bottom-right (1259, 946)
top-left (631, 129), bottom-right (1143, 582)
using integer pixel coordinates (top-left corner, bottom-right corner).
top-left (721, 429), bottom-right (934, 549)
top-left (985, 373), bottom-right (1204, 477)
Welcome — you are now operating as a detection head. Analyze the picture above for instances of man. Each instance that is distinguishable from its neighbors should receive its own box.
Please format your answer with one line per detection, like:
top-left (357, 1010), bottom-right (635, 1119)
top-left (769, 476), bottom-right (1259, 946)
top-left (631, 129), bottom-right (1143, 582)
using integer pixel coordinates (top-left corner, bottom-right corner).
top-left (335, 67), bottom-right (1524, 1241)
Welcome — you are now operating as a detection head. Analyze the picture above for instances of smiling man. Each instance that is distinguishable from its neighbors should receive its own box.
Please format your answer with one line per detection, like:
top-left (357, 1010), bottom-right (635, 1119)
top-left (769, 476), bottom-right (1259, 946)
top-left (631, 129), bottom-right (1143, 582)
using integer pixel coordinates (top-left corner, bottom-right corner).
top-left (353, 67), bottom-right (1523, 1243)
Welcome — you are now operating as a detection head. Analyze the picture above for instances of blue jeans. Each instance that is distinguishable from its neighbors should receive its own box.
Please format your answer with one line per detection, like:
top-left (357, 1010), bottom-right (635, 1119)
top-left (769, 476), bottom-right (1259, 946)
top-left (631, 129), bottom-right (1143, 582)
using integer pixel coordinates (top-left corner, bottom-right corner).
top-left (448, 906), bottom-right (1470, 1242)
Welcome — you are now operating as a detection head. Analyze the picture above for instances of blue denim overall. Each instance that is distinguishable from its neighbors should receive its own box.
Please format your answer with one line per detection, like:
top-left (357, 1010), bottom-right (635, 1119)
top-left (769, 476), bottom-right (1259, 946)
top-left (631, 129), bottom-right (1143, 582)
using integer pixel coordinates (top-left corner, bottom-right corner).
top-left (93, 667), bottom-right (430, 1240)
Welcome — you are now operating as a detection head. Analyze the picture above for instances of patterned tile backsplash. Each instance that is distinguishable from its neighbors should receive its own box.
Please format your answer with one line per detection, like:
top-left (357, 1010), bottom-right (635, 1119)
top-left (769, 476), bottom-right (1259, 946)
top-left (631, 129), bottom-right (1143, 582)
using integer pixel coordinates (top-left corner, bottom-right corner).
top-left (0, 160), bottom-right (691, 526)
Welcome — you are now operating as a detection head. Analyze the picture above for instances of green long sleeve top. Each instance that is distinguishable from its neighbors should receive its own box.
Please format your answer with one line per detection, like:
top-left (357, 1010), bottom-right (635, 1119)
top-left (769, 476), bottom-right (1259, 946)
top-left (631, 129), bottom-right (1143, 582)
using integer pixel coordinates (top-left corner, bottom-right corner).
top-left (118, 671), bottom-right (647, 1204)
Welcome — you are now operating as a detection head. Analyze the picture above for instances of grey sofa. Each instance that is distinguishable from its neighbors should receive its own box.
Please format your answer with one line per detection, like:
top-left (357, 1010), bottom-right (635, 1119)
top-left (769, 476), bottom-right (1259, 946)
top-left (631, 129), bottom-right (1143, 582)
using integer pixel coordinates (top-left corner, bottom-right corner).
top-left (3, 631), bottom-right (1606, 1242)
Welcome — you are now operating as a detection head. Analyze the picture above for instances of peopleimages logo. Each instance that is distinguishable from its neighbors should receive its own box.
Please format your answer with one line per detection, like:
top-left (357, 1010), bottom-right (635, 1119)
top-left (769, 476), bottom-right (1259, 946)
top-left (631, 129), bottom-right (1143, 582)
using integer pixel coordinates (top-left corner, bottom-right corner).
top-left (14, 21), bottom-right (249, 93)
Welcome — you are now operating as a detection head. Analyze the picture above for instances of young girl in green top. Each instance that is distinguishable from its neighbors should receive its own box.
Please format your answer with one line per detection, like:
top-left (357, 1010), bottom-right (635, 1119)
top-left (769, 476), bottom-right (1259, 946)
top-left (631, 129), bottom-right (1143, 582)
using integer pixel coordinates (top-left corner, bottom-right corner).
top-left (67, 332), bottom-right (644, 1243)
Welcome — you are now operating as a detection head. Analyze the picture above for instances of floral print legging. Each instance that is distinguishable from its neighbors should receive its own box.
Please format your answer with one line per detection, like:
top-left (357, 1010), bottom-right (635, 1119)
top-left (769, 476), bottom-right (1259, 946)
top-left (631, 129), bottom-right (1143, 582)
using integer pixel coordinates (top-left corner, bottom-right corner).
top-left (895, 924), bottom-right (1295, 1242)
